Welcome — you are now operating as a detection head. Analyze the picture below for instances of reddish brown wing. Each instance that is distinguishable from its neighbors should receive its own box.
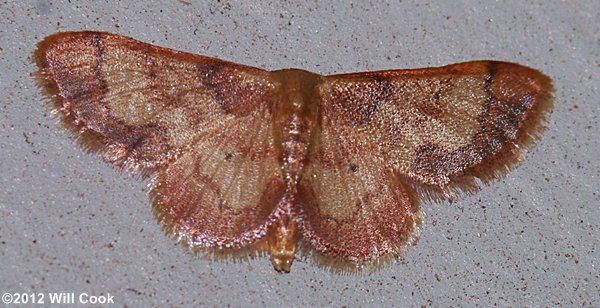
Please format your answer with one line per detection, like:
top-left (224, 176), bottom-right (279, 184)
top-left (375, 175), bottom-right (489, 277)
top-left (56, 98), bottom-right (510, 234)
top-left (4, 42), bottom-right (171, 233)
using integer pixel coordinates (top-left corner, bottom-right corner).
top-left (35, 32), bottom-right (284, 249)
top-left (317, 61), bottom-right (553, 197)
top-left (297, 156), bottom-right (422, 265)
top-left (297, 61), bottom-right (552, 264)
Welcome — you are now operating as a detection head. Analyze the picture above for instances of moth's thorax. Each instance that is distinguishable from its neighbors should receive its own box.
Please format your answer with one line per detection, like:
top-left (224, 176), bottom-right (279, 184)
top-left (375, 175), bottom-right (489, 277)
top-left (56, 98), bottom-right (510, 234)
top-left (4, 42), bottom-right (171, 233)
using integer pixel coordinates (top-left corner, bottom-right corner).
top-left (271, 69), bottom-right (320, 189)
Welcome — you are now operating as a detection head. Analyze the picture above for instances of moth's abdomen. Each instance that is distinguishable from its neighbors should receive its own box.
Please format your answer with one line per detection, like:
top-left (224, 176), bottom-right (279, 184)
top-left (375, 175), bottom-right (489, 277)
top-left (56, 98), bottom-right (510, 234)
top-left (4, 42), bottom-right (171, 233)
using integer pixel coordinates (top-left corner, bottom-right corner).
top-left (271, 69), bottom-right (321, 190)
top-left (280, 113), bottom-right (312, 187)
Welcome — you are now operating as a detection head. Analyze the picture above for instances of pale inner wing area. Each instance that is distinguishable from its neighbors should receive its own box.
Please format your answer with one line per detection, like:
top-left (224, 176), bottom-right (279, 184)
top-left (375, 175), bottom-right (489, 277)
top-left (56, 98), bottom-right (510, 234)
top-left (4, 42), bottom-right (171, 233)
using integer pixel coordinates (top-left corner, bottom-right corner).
top-left (297, 100), bottom-right (421, 263)
top-left (152, 106), bottom-right (282, 248)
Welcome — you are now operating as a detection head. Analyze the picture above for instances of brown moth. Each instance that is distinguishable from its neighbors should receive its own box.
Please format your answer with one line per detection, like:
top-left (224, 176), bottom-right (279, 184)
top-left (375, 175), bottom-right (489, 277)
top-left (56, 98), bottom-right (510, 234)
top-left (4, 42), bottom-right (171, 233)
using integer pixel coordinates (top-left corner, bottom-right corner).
top-left (34, 31), bottom-right (553, 272)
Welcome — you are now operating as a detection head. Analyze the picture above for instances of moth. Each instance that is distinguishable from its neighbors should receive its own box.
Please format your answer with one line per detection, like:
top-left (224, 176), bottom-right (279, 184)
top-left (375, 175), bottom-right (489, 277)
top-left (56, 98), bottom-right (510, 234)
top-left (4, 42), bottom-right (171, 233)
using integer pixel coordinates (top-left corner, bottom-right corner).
top-left (34, 31), bottom-right (553, 272)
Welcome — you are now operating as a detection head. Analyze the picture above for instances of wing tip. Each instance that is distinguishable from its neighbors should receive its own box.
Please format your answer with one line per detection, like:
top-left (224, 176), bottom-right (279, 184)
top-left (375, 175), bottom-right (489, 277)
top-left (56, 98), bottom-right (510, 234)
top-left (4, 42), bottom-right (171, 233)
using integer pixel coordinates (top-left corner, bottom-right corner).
top-left (401, 67), bottom-right (554, 202)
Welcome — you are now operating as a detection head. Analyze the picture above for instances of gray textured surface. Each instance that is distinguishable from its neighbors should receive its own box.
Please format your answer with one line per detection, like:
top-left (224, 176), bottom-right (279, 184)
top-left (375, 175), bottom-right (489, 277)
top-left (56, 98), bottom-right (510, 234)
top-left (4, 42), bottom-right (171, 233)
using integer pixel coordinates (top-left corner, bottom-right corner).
top-left (1, 1), bottom-right (598, 306)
